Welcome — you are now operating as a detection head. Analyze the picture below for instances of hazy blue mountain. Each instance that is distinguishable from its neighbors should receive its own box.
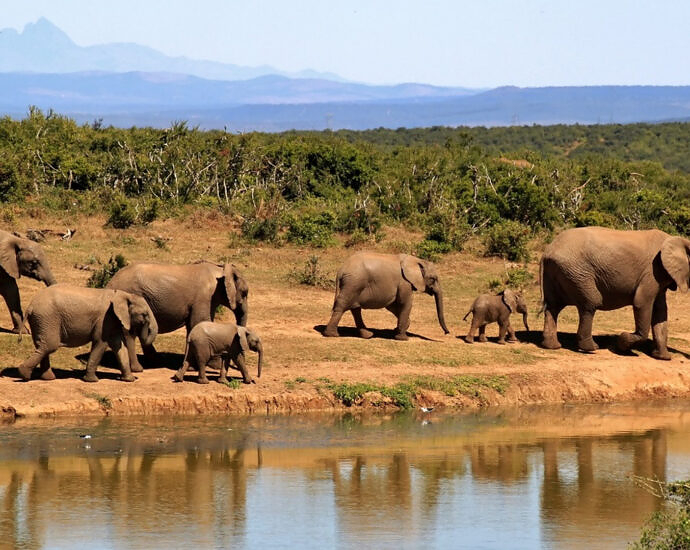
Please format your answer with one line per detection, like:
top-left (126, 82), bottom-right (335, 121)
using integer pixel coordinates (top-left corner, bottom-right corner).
top-left (0, 71), bottom-right (478, 112)
top-left (3, 77), bottom-right (689, 131)
top-left (0, 17), bottom-right (344, 82)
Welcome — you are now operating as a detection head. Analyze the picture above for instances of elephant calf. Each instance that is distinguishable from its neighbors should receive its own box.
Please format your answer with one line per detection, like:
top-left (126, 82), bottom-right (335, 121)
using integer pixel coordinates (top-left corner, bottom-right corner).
top-left (173, 321), bottom-right (263, 384)
top-left (17, 285), bottom-right (158, 382)
top-left (463, 289), bottom-right (529, 344)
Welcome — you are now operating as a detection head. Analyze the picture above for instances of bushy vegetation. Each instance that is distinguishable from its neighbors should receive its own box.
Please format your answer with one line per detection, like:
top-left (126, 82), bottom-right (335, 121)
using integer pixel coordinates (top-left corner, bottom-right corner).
top-left (328, 374), bottom-right (509, 409)
top-left (86, 254), bottom-right (128, 288)
top-left (1, 110), bottom-right (689, 262)
top-left (632, 478), bottom-right (690, 549)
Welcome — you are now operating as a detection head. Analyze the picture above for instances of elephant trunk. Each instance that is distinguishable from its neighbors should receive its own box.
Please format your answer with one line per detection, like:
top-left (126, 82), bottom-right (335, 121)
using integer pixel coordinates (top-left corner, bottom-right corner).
top-left (434, 289), bottom-right (450, 334)
top-left (140, 316), bottom-right (158, 347)
top-left (256, 342), bottom-right (263, 378)
top-left (522, 313), bottom-right (530, 333)
top-left (41, 266), bottom-right (57, 286)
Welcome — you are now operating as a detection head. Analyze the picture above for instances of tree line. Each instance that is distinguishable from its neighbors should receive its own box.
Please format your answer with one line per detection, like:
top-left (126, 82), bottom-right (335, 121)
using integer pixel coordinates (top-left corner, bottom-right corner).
top-left (1, 109), bottom-right (688, 261)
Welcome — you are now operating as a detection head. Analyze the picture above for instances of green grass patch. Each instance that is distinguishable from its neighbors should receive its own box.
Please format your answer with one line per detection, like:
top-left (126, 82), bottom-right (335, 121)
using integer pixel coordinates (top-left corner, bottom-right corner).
top-left (327, 374), bottom-right (509, 409)
top-left (83, 392), bottom-right (112, 410)
top-left (222, 379), bottom-right (242, 389)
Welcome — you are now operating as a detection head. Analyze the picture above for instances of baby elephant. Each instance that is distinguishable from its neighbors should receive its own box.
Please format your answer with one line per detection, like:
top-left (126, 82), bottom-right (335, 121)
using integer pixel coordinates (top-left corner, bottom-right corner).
top-left (18, 285), bottom-right (158, 382)
top-left (174, 322), bottom-right (263, 384)
top-left (463, 289), bottom-right (529, 344)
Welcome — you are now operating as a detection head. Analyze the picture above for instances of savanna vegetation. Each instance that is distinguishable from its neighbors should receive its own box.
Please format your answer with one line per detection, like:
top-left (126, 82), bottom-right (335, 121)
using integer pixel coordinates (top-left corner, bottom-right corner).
top-left (1, 109), bottom-right (689, 265)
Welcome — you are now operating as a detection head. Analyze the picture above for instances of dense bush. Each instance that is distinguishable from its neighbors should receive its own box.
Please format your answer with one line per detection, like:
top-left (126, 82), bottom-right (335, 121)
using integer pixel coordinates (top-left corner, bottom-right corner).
top-left (484, 221), bottom-right (531, 262)
top-left (0, 109), bottom-right (689, 249)
top-left (86, 254), bottom-right (128, 288)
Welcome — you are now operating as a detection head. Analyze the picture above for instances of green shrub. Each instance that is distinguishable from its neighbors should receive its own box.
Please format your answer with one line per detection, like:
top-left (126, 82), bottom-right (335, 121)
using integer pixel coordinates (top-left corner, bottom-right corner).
top-left (344, 228), bottom-right (371, 248)
top-left (288, 255), bottom-right (332, 289)
top-left (107, 199), bottom-right (136, 229)
top-left (86, 254), bottom-right (128, 288)
top-left (416, 239), bottom-right (452, 261)
top-left (287, 211), bottom-right (336, 247)
top-left (575, 209), bottom-right (617, 228)
top-left (241, 216), bottom-right (283, 244)
top-left (669, 205), bottom-right (690, 237)
top-left (484, 220), bottom-right (531, 262)
top-left (139, 198), bottom-right (160, 225)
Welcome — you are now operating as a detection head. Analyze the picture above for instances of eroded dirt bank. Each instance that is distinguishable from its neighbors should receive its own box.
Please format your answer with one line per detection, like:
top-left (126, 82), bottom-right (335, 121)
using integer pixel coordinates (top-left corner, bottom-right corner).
top-left (2, 343), bottom-right (689, 419)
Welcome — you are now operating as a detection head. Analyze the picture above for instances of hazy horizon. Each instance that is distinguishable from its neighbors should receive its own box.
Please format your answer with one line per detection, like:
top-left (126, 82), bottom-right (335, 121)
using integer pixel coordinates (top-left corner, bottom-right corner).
top-left (3, 1), bottom-right (690, 88)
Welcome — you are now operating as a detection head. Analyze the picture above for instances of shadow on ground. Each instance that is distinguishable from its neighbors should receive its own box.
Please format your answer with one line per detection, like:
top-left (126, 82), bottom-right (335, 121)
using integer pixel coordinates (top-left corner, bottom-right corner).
top-left (314, 325), bottom-right (439, 341)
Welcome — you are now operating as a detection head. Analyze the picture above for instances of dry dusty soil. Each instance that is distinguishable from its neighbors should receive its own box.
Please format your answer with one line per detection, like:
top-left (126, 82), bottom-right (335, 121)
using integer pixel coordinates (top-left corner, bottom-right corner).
top-left (1, 212), bottom-right (689, 419)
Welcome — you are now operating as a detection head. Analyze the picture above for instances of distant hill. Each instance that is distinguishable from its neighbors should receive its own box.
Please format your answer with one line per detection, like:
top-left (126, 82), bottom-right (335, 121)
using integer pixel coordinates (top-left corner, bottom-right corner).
top-left (0, 17), bottom-right (345, 82)
top-left (2, 19), bottom-right (690, 131)
top-left (0, 71), bottom-right (479, 112)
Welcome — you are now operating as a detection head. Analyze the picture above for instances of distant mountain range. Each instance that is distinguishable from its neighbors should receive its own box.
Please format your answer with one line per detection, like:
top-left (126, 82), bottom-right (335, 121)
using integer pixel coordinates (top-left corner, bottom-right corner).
top-left (1, 18), bottom-right (689, 131)
top-left (0, 17), bottom-right (346, 82)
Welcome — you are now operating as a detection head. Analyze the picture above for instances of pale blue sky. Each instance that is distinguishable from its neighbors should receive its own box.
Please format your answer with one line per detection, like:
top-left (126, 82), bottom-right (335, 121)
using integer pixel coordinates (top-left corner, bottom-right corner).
top-left (3, 0), bottom-right (690, 87)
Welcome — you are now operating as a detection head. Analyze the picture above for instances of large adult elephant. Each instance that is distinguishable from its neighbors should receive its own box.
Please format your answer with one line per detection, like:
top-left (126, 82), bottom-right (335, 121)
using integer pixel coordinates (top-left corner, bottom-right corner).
top-left (0, 229), bottom-right (57, 333)
top-left (107, 261), bottom-right (248, 370)
top-left (323, 252), bottom-right (450, 340)
top-left (540, 226), bottom-right (690, 359)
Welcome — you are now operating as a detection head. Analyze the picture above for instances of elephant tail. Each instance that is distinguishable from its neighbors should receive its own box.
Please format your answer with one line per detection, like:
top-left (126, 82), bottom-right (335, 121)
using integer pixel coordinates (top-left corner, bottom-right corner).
top-left (462, 308), bottom-right (472, 322)
top-left (331, 272), bottom-right (342, 310)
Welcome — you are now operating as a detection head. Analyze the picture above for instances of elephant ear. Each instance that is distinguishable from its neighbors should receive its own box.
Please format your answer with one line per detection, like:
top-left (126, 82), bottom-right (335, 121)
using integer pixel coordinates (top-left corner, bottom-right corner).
top-left (222, 264), bottom-right (237, 310)
top-left (237, 326), bottom-right (249, 352)
top-left (400, 255), bottom-right (425, 292)
top-left (111, 292), bottom-right (131, 331)
top-left (661, 237), bottom-right (690, 292)
top-left (0, 239), bottom-right (19, 279)
top-left (501, 289), bottom-right (518, 313)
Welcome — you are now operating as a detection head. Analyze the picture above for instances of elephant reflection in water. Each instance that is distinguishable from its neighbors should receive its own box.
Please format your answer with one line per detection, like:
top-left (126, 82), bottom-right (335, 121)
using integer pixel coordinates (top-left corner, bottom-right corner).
top-left (0, 441), bottom-right (256, 548)
top-left (321, 454), bottom-right (414, 538)
top-left (540, 430), bottom-right (667, 536)
top-left (468, 444), bottom-right (529, 483)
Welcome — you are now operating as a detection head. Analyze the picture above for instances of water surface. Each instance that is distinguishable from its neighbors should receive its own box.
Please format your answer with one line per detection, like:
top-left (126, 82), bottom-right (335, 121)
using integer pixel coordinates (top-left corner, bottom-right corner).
top-left (2, 402), bottom-right (690, 549)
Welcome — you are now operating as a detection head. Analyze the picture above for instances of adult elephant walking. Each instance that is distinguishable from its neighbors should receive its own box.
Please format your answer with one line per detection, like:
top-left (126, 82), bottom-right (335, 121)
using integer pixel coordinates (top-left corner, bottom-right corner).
top-left (0, 229), bottom-right (57, 333)
top-left (107, 261), bottom-right (249, 370)
top-left (323, 252), bottom-right (450, 340)
top-left (540, 227), bottom-right (690, 359)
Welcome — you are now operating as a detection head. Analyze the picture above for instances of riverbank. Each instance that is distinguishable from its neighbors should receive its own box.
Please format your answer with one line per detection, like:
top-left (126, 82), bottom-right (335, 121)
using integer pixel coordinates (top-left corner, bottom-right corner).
top-left (1, 336), bottom-right (689, 419)
top-left (1, 214), bottom-right (689, 419)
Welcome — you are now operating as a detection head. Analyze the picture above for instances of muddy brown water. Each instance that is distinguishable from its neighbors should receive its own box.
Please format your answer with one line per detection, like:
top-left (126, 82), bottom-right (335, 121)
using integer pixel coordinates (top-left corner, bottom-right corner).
top-left (2, 402), bottom-right (690, 549)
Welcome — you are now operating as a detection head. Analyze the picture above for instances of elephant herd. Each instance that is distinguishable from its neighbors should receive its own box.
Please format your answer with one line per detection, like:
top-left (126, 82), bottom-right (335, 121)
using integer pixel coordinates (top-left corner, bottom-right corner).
top-left (1, 225), bottom-right (689, 384)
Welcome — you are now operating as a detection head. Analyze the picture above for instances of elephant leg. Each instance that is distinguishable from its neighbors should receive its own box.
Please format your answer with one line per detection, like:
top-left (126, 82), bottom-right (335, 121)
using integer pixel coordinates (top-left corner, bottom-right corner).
top-left (576, 308), bottom-right (598, 352)
top-left (109, 338), bottom-right (136, 382)
top-left (1, 281), bottom-right (24, 333)
top-left (218, 356), bottom-right (230, 384)
top-left (497, 322), bottom-right (507, 345)
top-left (36, 356), bottom-right (55, 381)
top-left (617, 303), bottom-right (652, 352)
top-left (83, 341), bottom-right (108, 383)
top-left (478, 325), bottom-right (488, 343)
top-left (391, 300), bottom-right (411, 341)
top-left (174, 350), bottom-right (195, 383)
top-left (351, 308), bottom-right (373, 339)
top-left (651, 293), bottom-right (671, 361)
top-left (541, 305), bottom-right (563, 349)
top-left (506, 323), bottom-right (518, 343)
top-left (233, 353), bottom-right (254, 384)
top-left (324, 299), bottom-right (347, 337)
top-left (464, 316), bottom-right (478, 344)
top-left (123, 332), bottom-right (143, 373)
top-left (18, 347), bottom-right (56, 381)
